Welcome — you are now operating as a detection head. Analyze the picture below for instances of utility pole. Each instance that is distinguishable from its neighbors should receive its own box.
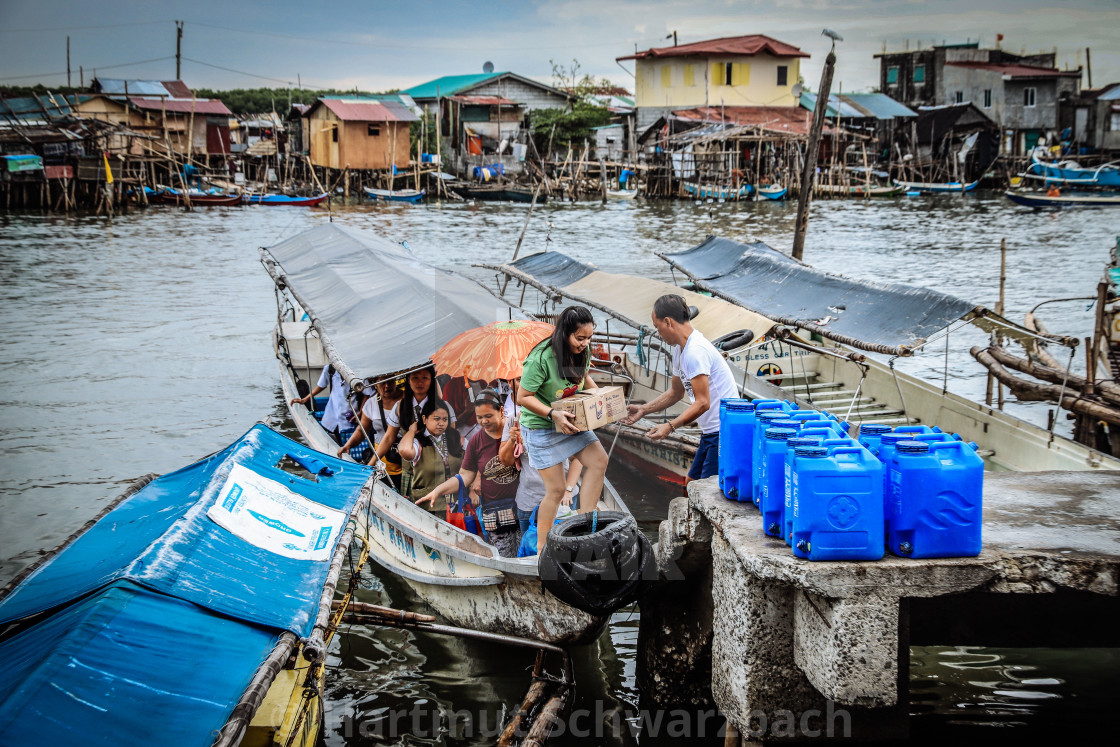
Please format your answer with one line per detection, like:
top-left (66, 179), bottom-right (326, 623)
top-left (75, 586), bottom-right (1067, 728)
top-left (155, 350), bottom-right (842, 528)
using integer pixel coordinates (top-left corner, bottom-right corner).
top-left (175, 20), bottom-right (184, 80)
top-left (67, 36), bottom-right (71, 87)
top-left (792, 30), bottom-right (842, 262)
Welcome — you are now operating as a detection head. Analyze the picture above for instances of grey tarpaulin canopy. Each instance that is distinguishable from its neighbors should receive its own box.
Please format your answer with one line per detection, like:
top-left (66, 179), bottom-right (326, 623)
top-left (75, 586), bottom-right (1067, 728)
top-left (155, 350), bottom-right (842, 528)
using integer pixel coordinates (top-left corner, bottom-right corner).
top-left (478, 251), bottom-right (779, 344)
top-left (261, 224), bottom-right (518, 387)
top-left (659, 236), bottom-right (1056, 356)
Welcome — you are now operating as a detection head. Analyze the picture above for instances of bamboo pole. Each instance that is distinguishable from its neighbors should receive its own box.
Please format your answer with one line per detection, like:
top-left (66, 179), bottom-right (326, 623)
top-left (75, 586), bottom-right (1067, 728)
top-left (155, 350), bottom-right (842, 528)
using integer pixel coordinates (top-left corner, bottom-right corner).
top-left (792, 47), bottom-right (837, 261)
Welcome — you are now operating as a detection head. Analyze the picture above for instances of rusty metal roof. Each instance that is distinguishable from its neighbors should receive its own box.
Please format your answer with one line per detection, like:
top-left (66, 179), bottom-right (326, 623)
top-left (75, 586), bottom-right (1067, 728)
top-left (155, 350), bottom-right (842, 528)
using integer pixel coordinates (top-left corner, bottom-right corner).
top-left (448, 95), bottom-right (521, 106)
top-left (672, 106), bottom-right (813, 135)
top-left (619, 34), bottom-right (808, 62)
top-left (128, 97), bottom-right (233, 116)
top-left (309, 98), bottom-right (419, 123)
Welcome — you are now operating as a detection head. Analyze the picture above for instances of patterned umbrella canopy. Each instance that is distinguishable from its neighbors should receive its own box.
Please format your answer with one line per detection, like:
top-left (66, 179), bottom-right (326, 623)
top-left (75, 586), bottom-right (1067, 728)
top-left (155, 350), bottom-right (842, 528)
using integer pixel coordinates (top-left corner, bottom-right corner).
top-left (431, 320), bottom-right (554, 381)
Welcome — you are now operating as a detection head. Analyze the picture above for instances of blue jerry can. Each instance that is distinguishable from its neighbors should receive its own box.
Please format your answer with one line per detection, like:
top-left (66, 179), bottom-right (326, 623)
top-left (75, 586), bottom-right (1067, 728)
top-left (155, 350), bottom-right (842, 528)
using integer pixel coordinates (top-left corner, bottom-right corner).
top-left (887, 440), bottom-right (983, 558)
top-left (792, 445), bottom-right (884, 561)
top-left (718, 399), bottom-right (754, 501)
top-left (759, 427), bottom-right (797, 537)
top-left (782, 436), bottom-right (823, 544)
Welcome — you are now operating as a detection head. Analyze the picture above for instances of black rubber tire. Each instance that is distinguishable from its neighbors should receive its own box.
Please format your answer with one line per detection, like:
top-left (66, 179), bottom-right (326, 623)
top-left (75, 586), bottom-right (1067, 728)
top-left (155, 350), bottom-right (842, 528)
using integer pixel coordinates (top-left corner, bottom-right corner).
top-left (712, 328), bottom-right (755, 351)
top-left (539, 512), bottom-right (652, 615)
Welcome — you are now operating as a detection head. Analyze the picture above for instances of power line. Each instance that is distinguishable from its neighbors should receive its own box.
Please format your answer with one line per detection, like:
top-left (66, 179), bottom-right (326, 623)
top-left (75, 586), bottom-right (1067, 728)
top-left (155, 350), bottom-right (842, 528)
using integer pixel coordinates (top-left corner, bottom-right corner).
top-left (0, 56), bottom-right (175, 82)
top-left (0, 20), bottom-right (171, 33)
top-left (181, 57), bottom-right (331, 89)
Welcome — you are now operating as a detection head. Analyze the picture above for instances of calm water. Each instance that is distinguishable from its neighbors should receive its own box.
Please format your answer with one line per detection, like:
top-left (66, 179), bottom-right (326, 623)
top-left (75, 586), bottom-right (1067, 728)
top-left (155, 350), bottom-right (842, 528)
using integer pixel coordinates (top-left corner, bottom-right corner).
top-left (1, 194), bottom-right (1116, 742)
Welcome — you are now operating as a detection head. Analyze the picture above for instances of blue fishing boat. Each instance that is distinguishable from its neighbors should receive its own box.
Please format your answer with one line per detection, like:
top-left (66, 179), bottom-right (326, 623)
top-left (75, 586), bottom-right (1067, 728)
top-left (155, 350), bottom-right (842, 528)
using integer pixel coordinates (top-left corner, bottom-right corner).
top-left (362, 186), bottom-right (426, 203)
top-left (684, 182), bottom-right (753, 200)
top-left (758, 184), bottom-right (788, 200)
top-left (1004, 189), bottom-right (1120, 209)
top-left (244, 192), bottom-right (329, 206)
top-left (0, 424), bottom-right (372, 746)
top-left (1024, 157), bottom-right (1120, 188)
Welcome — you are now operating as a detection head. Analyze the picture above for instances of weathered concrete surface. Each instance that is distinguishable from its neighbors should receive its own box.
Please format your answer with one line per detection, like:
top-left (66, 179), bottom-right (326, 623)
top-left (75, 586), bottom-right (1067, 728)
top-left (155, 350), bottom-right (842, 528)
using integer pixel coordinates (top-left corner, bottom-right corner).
top-left (643, 471), bottom-right (1120, 741)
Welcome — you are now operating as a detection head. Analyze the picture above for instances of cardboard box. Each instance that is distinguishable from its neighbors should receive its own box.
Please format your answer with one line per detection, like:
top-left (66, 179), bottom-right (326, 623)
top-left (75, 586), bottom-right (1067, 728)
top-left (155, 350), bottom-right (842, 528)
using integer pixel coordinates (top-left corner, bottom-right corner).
top-left (552, 386), bottom-right (626, 432)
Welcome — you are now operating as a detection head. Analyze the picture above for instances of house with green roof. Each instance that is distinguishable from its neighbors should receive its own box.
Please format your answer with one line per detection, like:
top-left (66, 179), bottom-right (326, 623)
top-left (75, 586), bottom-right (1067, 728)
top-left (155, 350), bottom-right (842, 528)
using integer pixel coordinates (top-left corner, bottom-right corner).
top-left (400, 71), bottom-right (571, 115)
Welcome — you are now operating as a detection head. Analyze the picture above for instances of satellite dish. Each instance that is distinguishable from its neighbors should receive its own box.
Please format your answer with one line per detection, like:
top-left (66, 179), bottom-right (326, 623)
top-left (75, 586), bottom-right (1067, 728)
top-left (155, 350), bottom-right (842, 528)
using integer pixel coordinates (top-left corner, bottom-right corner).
top-left (792, 83), bottom-right (804, 98)
top-left (483, 61), bottom-right (495, 73)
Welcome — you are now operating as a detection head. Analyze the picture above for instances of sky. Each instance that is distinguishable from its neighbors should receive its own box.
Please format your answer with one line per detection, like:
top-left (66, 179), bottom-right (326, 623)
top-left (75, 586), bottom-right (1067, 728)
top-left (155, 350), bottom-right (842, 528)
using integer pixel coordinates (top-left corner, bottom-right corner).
top-left (1, 0), bottom-right (1117, 97)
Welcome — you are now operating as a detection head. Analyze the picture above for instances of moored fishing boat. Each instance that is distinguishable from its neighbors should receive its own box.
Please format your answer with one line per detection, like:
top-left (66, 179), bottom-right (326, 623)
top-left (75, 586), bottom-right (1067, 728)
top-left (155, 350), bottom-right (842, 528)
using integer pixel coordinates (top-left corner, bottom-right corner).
top-left (1024, 156), bottom-right (1120, 188)
top-left (244, 192), bottom-right (329, 206)
top-left (481, 237), bottom-right (1120, 483)
top-left (0, 424), bottom-right (373, 746)
top-left (817, 183), bottom-right (905, 197)
top-left (683, 182), bottom-right (753, 200)
top-left (757, 184), bottom-right (788, 200)
top-left (150, 187), bottom-right (243, 206)
top-left (606, 187), bottom-right (639, 199)
top-left (451, 184), bottom-right (543, 203)
top-left (892, 178), bottom-right (979, 193)
top-left (362, 186), bottom-right (426, 203)
top-left (260, 224), bottom-right (635, 643)
top-left (1004, 189), bottom-right (1120, 209)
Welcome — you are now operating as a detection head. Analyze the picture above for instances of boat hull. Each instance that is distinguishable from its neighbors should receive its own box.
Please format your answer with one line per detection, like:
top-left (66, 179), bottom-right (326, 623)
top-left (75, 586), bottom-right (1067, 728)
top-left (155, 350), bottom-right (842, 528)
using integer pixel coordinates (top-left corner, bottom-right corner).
top-left (758, 186), bottom-right (788, 200)
top-left (363, 187), bottom-right (426, 203)
top-left (1005, 190), bottom-right (1120, 208)
top-left (152, 191), bottom-right (243, 206)
top-left (1027, 161), bottom-right (1120, 188)
top-left (452, 186), bottom-right (543, 203)
top-left (684, 183), bottom-right (753, 200)
top-left (893, 179), bottom-right (979, 193)
top-left (245, 193), bottom-right (328, 206)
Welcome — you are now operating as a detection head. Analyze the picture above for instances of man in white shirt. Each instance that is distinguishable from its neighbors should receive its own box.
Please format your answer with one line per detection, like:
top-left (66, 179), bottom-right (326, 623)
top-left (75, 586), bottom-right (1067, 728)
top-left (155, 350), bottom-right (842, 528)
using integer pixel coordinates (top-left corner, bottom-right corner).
top-left (290, 364), bottom-right (351, 444)
top-left (619, 294), bottom-right (740, 485)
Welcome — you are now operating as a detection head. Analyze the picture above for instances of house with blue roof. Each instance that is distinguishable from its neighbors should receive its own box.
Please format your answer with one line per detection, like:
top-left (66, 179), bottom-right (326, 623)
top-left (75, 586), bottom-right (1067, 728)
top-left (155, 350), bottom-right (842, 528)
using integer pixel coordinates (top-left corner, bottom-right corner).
top-left (400, 72), bottom-right (570, 115)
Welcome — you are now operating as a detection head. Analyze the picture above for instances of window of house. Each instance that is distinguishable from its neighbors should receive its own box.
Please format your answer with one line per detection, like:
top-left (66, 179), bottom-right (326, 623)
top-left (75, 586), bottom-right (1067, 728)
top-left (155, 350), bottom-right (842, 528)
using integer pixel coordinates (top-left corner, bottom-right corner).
top-left (983, 89), bottom-right (992, 108)
top-left (913, 64), bottom-right (926, 83)
top-left (777, 66), bottom-right (788, 86)
top-left (724, 62), bottom-right (734, 85)
top-left (1111, 111), bottom-right (1120, 132)
top-left (684, 64), bottom-right (695, 87)
top-left (331, 125), bottom-right (338, 143)
top-left (1024, 87), bottom-right (1037, 107)
top-left (887, 66), bottom-right (899, 84)
top-left (368, 124), bottom-right (380, 136)
top-left (661, 65), bottom-right (672, 88)
top-left (954, 91), bottom-right (964, 104)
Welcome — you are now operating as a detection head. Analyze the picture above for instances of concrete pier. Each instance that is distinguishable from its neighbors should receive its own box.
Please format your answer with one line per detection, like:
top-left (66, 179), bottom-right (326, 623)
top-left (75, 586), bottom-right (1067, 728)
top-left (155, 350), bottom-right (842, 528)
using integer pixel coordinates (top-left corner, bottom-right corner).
top-left (639, 472), bottom-right (1120, 742)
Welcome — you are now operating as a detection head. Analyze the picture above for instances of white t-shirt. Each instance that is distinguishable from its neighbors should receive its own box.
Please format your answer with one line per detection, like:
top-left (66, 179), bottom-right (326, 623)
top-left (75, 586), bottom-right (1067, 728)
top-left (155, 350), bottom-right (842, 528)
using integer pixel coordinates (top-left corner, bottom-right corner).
top-left (671, 329), bottom-right (740, 434)
top-left (360, 396), bottom-right (403, 444)
top-left (316, 365), bottom-right (351, 433)
top-left (384, 396), bottom-right (457, 430)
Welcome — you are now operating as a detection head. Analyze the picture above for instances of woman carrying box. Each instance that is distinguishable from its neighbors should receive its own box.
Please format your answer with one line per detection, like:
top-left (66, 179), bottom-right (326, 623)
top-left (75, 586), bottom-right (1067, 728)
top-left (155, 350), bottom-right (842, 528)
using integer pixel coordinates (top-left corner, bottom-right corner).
top-left (516, 305), bottom-right (608, 553)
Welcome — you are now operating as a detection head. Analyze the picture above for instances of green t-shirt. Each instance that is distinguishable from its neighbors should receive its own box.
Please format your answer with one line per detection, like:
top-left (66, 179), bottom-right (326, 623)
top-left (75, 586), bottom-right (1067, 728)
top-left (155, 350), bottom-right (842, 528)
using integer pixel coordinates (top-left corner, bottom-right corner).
top-left (519, 341), bottom-right (590, 430)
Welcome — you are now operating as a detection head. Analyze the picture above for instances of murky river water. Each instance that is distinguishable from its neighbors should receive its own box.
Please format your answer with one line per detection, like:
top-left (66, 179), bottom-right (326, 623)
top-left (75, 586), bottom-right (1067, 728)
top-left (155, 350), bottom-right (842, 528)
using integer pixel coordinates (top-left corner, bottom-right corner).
top-left (1, 193), bottom-right (1117, 742)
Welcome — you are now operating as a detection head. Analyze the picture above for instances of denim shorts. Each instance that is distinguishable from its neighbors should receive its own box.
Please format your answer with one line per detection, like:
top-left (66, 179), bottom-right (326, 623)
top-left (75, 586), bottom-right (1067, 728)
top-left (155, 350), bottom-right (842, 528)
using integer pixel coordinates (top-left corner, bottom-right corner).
top-left (688, 431), bottom-right (721, 480)
top-left (523, 427), bottom-right (598, 470)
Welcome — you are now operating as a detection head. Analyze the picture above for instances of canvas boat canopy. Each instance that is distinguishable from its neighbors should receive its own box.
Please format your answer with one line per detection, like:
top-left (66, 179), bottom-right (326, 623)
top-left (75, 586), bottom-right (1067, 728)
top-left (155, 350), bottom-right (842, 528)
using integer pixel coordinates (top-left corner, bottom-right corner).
top-left (660, 236), bottom-right (1056, 356)
top-left (480, 250), bottom-right (779, 344)
top-left (0, 425), bottom-right (370, 745)
top-left (262, 224), bottom-right (519, 387)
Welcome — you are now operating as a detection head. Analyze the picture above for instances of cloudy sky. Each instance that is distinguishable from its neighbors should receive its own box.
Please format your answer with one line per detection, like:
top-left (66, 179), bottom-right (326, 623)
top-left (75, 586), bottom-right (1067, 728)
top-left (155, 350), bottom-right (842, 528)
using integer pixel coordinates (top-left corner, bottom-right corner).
top-left (1, 0), bottom-right (1117, 96)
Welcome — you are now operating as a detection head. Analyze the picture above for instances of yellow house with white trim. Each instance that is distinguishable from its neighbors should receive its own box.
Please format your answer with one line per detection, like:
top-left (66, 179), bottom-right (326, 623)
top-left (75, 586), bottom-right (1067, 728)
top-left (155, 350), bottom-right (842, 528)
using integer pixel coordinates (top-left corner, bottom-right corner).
top-left (618, 34), bottom-right (809, 130)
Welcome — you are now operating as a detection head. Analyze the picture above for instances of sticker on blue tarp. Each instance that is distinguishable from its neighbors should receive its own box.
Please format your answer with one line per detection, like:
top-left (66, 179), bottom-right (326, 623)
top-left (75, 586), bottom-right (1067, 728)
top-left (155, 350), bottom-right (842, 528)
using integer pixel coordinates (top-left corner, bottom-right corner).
top-left (207, 464), bottom-right (345, 561)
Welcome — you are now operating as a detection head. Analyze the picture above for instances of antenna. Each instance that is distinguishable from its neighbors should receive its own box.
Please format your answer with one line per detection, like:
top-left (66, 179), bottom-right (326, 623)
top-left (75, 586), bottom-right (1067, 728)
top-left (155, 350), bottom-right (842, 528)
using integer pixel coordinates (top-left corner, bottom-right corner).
top-left (483, 61), bottom-right (494, 73)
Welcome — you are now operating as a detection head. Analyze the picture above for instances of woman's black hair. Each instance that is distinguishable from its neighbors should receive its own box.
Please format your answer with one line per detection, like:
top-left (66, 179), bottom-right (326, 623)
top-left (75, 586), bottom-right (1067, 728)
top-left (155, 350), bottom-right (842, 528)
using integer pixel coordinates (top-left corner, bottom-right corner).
top-left (473, 387), bottom-right (505, 411)
top-left (550, 305), bottom-right (595, 382)
top-left (397, 365), bottom-right (437, 435)
top-left (416, 397), bottom-right (463, 457)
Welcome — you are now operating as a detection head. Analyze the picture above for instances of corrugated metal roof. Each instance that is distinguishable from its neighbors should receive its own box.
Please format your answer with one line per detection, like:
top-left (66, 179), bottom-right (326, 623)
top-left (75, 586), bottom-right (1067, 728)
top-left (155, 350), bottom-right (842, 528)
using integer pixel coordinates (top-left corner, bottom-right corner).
top-left (401, 73), bottom-right (505, 101)
top-left (128, 97), bottom-right (233, 115)
top-left (672, 106), bottom-right (813, 135)
top-left (311, 98), bottom-right (418, 122)
top-left (619, 34), bottom-right (808, 62)
top-left (1096, 83), bottom-right (1120, 101)
top-left (945, 62), bottom-right (1081, 78)
top-left (93, 78), bottom-right (180, 97)
top-left (0, 94), bottom-right (86, 122)
top-left (448, 95), bottom-right (521, 106)
top-left (800, 92), bottom-right (916, 120)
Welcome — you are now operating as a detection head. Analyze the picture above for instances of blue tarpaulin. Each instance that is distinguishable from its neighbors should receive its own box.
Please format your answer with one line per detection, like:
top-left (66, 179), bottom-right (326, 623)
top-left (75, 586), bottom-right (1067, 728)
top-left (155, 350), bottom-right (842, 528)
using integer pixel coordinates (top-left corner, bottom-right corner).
top-left (0, 424), bottom-right (371, 746)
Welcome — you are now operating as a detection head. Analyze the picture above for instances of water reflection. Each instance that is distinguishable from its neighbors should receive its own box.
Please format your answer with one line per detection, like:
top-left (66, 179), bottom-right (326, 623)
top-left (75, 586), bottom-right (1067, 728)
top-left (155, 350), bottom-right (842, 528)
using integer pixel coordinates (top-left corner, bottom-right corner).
top-left (1, 195), bottom-right (1116, 743)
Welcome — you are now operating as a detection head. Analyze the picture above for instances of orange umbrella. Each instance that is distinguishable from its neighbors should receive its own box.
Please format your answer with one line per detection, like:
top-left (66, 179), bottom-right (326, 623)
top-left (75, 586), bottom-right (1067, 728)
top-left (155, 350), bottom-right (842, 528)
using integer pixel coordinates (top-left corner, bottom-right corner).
top-left (432, 320), bottom-right (554, 382)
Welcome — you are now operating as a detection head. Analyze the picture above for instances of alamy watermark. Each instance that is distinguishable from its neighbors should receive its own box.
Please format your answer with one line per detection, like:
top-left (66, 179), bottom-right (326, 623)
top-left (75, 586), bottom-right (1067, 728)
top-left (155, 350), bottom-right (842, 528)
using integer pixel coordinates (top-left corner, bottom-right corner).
top-left (334, 701), bottom-right (851, 740)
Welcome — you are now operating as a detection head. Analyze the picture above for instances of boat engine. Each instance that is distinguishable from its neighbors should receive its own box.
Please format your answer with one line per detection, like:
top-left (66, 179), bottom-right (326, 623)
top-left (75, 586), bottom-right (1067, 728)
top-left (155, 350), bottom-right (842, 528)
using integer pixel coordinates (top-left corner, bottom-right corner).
top-left (538, 511), bottom-right (651, 615)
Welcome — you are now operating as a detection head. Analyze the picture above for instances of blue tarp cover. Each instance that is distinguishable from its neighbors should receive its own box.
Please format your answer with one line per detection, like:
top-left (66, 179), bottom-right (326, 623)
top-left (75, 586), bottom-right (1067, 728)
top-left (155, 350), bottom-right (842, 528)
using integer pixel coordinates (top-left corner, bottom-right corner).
top-left (0, 424), bottom-right (369, 745)
top-left (661, 236), bottom-right (978, 352)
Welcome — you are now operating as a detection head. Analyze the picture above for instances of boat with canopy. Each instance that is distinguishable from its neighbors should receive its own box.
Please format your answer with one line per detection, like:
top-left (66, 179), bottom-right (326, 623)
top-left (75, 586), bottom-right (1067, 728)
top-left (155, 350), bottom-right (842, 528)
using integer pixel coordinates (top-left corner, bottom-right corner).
top-left (0, 424), bottom-right (373, 746)
top-left (260, 223), bottom-right (634, 644)
top-left (480, 236), bottom-right (1120, 480)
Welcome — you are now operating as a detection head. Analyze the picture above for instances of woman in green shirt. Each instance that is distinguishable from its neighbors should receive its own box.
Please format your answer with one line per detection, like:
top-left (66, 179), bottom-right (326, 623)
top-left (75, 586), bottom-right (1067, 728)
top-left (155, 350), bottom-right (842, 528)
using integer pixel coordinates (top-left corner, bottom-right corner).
top-left (516, 305), bottom-right (608, 553)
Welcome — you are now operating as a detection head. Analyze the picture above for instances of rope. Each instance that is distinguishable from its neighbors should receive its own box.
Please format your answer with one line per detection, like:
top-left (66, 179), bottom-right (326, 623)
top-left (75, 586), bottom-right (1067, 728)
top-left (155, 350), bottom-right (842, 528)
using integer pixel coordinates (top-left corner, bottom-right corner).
top-left (636, 325), bottom-right (650, 376)
top-left (942, 327), bottom-right (950, 394)
top-left (845, 368), bottom-right (867, 423)
top-left (888, 356), bottom-right (911, 424)
top-left (1050, 346), bottom-right (1077, 435)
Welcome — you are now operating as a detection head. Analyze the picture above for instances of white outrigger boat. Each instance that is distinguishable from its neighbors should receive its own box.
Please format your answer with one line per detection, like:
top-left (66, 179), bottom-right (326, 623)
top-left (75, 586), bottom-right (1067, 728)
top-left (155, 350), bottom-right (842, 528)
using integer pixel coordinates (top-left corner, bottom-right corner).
top-left (261, 224), bottom-right (634, 644)
top-left (480, 236), bottom-right (1120, 483)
